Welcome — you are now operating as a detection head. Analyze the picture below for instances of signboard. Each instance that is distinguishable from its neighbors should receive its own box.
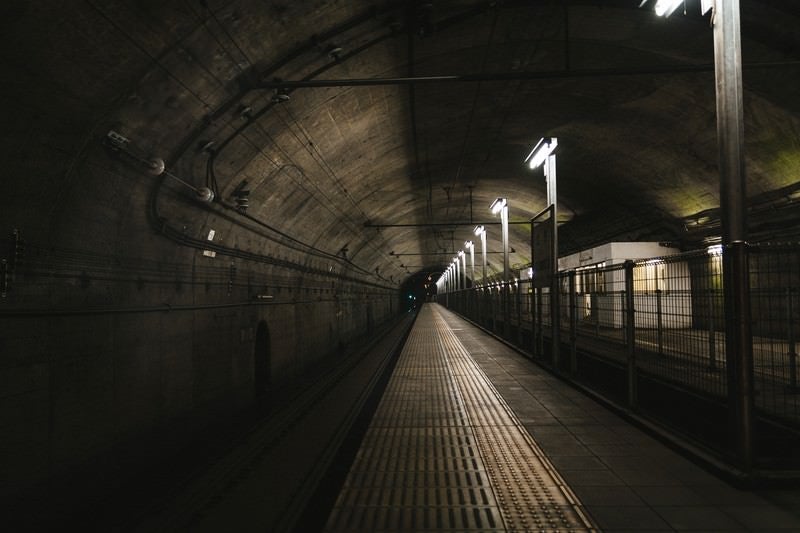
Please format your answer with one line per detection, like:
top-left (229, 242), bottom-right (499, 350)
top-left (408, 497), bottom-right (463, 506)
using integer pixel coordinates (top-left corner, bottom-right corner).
top-left (531, 206), bottom-right (555, 289)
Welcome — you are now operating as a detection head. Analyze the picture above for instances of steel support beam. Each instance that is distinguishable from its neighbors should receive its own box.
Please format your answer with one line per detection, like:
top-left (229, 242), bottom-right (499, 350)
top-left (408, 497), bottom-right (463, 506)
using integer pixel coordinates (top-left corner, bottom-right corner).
top-left (715, 0), bottom-right (754, 473)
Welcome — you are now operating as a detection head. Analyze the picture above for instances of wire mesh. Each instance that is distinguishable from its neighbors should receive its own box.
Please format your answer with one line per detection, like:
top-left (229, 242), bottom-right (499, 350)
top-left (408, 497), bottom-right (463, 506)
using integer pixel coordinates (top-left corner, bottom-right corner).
top-left (439, 243), bottom-right (800, 428)
top-left (749, 244), bottom-right (800, 423)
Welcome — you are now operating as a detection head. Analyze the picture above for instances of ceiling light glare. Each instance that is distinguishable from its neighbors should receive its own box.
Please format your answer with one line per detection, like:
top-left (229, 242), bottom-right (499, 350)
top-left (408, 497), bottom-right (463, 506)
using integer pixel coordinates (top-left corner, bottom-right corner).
top-left (654, 0), bottom-right (682, 17)
top-left (490, 197), bottom-right (507, 215)
top-left (525, 137), bottom-right (558, 169)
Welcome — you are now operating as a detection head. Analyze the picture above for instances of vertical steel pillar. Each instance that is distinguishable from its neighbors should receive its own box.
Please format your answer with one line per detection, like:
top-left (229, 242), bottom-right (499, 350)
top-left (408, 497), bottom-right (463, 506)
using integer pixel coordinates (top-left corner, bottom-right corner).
top-left (624, 260), bottom-right (637, 408)
top-left (501, 204), bottom-right (510, 338)
top-left (481, 229), bottom-right (488, 326)
top-left (787, 288), bottom-right (798, 390)
top-left (715, 0), bottom-right (754, 472)
top-left (569, 271), bottom-right (577, 375)
top-left (546, 158), bottom-right (561, 368)
top-left (516, 281), bottom-right (523, 345)
top-left (461, 252), bottom-right (467, 293)
top-left (469, 244), bottom-right (475, 319)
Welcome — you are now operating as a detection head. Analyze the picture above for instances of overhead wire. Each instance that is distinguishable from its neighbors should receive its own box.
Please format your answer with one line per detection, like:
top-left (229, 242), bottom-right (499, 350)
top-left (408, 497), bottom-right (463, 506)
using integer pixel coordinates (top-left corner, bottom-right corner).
top-left (185, 4), bottom-right (407, 279)
top-left (123, 1), bottom-right (510, 283)
top-left (84, 0), bottom-right (212, 109)
top-left (133, 2), bottom-right (400, 279)
top-left (448, 3), bottom-right (501, 220)
top-left (271, 105), bottom-right (405, 275)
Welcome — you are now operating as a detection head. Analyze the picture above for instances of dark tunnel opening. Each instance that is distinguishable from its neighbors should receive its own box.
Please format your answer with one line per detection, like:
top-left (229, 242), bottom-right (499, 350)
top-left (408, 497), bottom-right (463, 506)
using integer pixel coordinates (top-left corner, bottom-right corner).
top-left (399, 270), bottom-right (440, 310)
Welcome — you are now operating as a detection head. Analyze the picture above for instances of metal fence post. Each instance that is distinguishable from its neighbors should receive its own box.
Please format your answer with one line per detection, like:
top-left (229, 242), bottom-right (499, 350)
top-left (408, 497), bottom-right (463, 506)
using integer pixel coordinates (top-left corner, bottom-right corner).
top-left (569, 271), bottom-right (577, 375)
top-left (527, 281), bottom-right (534, 352)
top-left (491, 287), bottom-right (497, 333)
top-left (516, 282), bottom-right (523, 346)
top-left (787, 288), bottom-right (797, 390)
top-left (594, 291), bottom-right (600, 337)
top-left (656, 288), bottom-right (664, 356)
top-left (625, 260), bottom-right (637, 408)
top-left (723, 241), bottom-right (755, 473)
top-left (709, 289), bottom-right (717, 370)
top-left (536, 287), bottom-right (543, 359)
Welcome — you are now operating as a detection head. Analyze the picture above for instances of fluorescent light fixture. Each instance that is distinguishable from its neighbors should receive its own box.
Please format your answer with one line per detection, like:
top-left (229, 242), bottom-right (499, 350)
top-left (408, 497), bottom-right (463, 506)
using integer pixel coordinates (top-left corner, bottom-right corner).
top-left (654, 0), bottom-right (682, 17)
top-left (707, 244), bottom-right (723, 256)
top-left (474, 225), bottom-right (485, 236)
top-left (458, 250), bottom-right (464, 257)
top-left (490, 197), bottom-right (507, 214)
top-left (528, 267), bottom-right (533, 278)
top-left (525, 137), bottom-right (558, 169)
top-left (465, 240), bottom-right (473, 249)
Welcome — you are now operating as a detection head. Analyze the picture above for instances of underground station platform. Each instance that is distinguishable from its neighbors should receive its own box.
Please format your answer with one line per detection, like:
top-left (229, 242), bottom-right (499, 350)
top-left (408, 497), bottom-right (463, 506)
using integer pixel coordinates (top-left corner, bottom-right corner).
top-left (85, 304), bottom-right (800, 532)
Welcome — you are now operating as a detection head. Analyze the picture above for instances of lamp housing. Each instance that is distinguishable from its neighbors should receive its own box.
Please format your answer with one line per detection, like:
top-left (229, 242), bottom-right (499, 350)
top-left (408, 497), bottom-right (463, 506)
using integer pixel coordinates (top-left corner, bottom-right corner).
top-left (490, 197), bottom-right (507, 215)
top-left (525, 137), bottom-right (558, 169)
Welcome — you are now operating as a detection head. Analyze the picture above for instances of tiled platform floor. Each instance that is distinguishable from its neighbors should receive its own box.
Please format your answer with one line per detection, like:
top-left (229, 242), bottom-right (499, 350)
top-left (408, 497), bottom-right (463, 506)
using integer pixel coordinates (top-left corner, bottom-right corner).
top-left (131, 303), bottom-right (800, 532)
top-left (325, 303), bottom-right (596, 532)
top-left (433, 303), bottom-right (800, 532)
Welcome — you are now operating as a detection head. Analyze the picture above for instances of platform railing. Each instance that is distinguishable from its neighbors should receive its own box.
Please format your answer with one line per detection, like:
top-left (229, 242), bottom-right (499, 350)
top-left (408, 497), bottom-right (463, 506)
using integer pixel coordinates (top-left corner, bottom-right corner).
top-left (439, 243), bottom-right (800, 469)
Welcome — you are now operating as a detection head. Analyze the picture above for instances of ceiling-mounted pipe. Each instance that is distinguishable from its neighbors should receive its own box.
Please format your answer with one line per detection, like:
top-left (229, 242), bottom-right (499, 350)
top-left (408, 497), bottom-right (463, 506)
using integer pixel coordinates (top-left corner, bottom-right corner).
top-left (261, 61), bottom-right (800, 88)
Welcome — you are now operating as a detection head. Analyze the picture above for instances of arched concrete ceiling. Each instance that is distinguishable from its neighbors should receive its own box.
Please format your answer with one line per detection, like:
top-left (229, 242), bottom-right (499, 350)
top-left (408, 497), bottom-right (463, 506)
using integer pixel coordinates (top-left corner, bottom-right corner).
top-left (3, 0), bottom-right (800, 288)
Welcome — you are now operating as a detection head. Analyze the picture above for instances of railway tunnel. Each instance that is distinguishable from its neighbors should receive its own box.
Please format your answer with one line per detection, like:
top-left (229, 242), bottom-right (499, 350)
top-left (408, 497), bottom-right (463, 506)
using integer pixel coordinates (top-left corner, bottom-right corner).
top-left (3, 1), bottom-right (800, 530)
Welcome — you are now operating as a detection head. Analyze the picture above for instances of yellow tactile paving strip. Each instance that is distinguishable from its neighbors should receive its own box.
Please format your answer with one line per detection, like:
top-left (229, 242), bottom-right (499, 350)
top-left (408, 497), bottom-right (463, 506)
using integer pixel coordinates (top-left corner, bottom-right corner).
top-left (324, 305), bottom-right (597, 532)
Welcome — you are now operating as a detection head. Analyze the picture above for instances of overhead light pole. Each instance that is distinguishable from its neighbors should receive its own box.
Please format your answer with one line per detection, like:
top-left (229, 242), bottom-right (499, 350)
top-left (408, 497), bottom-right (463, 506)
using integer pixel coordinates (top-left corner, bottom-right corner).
top-left (490, 198), bottom-right (510, 337)
top-left (459, 250), bottom-right (467, 290)
top-left (648, 0), bottom-right (754, 476)
top-left (465, 240), bottom-right (476, 318)
top-left (526, 137), bottom-right (560, 368)
top-left (474, 225), bottom-right (487, 286)
top-left (465, 241), bottom-right (475, 287)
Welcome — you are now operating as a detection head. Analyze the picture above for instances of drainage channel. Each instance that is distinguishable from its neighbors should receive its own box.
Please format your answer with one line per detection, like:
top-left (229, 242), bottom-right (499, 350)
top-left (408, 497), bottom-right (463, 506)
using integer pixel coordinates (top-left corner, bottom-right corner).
top-left (324, 304), bottom-right (597, 532)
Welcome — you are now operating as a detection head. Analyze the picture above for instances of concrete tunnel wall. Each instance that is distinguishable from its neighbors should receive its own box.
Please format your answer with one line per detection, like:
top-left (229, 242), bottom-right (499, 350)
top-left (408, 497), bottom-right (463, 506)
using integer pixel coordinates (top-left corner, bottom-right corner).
top-left (0, 113), bottom-right (398, 499)
top-left (4, 0), bottom-right (800, 510)
top-left (0, 3), bottom-right (415, 502)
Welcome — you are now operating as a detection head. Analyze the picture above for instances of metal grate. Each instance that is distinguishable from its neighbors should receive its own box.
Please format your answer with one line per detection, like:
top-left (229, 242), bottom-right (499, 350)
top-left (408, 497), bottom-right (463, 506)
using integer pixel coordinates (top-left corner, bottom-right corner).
top-left (325, 305), bottom-right (596, 532)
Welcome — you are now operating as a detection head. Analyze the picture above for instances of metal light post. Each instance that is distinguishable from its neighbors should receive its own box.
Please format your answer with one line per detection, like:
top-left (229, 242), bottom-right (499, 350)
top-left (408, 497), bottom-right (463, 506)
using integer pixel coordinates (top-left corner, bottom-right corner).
top-left (649, 0), bottom-right (754, 475)
top-left (474, 226), bottom-right (487, 286)
top-left (459, 250), bottom-right (467, 290)
top-left (526, 137), bottom-right (560, 367)
top-left (458, 251), bottom-right (466, 311)
top-left (465, 241), bottom-right (475, 287)
top-left (490, 198), bottom-right (510, 337)
top-left (474, 225), bottom-right (488, 324)
top-left (465, 240), bottom-right (476, 319)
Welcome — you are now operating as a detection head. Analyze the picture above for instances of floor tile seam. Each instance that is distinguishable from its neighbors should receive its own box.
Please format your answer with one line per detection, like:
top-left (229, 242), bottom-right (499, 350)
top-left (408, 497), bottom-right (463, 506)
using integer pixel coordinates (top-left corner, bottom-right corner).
top-left (431, 304), bottom-right (600, 532)
top-left (440, 310), bottom-right (604, 442)
top-left (432, 313), bottom-right (574, 528)
top-left (428, 308), bottom-right (514, 530)
top-left (331, 310), bottom-right (469, 507)
top-left (336, 308), bottom-right (496, 502)
top-left (439, 311), bottom-right (773, 532)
